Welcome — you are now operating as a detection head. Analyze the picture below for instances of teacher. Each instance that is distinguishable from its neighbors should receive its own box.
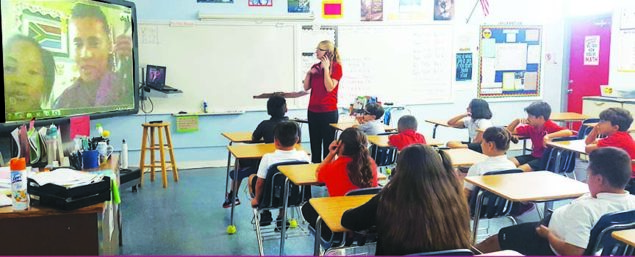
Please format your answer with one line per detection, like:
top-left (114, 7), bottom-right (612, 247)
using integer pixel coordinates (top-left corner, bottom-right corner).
top-left (304, 40), bottom-right (342, 163)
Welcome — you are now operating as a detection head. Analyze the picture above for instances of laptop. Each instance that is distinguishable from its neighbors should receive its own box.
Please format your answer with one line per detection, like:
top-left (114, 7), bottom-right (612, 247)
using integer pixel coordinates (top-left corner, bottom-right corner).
top-left (145, 65), bottom-right (178, 91)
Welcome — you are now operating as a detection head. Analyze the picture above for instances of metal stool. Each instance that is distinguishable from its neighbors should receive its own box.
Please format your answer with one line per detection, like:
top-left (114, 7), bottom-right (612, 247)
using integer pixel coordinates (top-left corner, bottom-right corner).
top-left (139, 122), bottom-right (178, 188)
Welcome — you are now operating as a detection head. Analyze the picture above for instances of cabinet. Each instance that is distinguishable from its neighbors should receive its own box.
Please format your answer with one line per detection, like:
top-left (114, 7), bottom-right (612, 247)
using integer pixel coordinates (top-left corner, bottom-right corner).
top-left (582, 96), bottom-right (635, 118)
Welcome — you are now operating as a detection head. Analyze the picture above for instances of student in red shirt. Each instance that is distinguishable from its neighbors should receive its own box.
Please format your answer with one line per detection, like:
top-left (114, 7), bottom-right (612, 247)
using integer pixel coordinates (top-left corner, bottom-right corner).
top-left (507, 101), bottom-right (573, 172)
top-left (301, 127), bottom-right (378, 239)
top-left (303, 40), bottom-right (343, 164)
top-left (585, 107), bottom-right (635, 194)
top-left (388, 115), bottom-right (426, 151)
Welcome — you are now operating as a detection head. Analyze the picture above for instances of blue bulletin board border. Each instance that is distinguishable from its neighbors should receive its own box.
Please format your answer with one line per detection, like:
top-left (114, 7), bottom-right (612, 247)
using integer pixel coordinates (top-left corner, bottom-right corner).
top-left (478, 25), bottom-right (543, 99)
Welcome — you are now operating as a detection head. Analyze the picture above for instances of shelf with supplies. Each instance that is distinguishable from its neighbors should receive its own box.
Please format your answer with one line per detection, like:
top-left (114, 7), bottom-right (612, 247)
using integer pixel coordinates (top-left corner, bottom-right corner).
top-left (144, 86), bottom-right (182, 98)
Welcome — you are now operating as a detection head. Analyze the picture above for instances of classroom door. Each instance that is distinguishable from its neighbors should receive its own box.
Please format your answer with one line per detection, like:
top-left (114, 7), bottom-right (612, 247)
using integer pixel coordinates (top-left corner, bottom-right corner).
top-left (567, 15), bottom-right (612, 115)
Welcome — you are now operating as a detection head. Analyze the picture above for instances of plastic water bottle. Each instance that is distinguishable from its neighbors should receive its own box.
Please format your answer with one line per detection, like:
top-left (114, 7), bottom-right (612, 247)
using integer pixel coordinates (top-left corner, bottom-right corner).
top-left (121, 139), bottom-right (129, 169)
top-left (47, 125), bottom-right (58, 166)
top-left (10, 158), bottom-right (29, 211)
top-left (96, 123), bottom-right (104, 137)
top-left (203, 99), bottom-right (208, 113)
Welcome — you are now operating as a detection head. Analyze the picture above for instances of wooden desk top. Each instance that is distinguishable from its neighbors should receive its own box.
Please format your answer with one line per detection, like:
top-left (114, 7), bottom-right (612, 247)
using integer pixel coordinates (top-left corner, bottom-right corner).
top-left (309, 195), bottom-right (374, 233)
top-left (442, 148), bottom-right (488, 167)
top-left (227, 143), bottom-right (304, 159)
top-left (425, 119), bottom-right (451, 127)
top-left (546, 139), bottom-right (587, 154)
top-left (278, 163), bottom-right (386, 186)
top-left (221, 131), bottom-right (254, 143)
top-left (0, 155), bottom-right (120, 218)
top-left (329, 122), bottom-right (396, 132)
top-left (550, 112), bottom-right (590, 122)
top-left (612, 229), bottom-right (635, 248)
top-left (367, 135), bottom-right (443, 148)
top-left (464, 171), bottom-right (588, 202)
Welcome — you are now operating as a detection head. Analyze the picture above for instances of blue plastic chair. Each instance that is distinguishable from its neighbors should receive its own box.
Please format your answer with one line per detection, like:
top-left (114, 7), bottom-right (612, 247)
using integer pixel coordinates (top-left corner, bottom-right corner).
top-left (583, 209), bottom-right (635, 256)
top-left (543, 137), bottom-right (579, 177)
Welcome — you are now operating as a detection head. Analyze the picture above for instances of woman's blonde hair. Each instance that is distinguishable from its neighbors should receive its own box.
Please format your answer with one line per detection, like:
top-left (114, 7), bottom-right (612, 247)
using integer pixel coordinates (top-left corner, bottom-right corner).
top-left (318, 40), bottom-right (341, 63)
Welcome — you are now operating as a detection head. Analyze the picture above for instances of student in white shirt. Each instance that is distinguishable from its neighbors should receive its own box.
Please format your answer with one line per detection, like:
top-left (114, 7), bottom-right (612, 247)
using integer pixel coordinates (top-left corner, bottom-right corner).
top-left (355, 103), bottom-right (385, 135)
top-left (476, 147), bottom-right (635, 256)
top-left (247, 121), bottom-right (311, 229)
top-left (464, 127), bottom-right (517, 196)
top-left (447, 98), bottom-right (494, 153)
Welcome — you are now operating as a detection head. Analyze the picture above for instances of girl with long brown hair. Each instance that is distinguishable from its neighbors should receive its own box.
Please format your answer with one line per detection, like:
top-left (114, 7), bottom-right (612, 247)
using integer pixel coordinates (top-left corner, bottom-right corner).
top-left (302, 127), bottom-right (378, 238)
top-left (341, 144), bottom-right (472, 255)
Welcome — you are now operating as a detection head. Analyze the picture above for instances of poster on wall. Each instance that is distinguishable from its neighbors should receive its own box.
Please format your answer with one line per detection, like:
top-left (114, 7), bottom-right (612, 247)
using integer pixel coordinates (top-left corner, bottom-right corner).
top-left (322, 0), bottom-right (343, 19)
top-left (288, 0), bottom-right (310, 13)
top-left (456, 52), bottom-right (472, 81)
top-left (477, 25), bottom-right (543, 100)
top-left (433, 0), bottom-right (454, 21)
top-left (197, 0), bottom-right (233, 2)
top-left (361, 0), bottom-right (383, 21)
top-left (584, 35), bottom-right (600, 66)
top-left (249, 0), bottom-right (272, 6)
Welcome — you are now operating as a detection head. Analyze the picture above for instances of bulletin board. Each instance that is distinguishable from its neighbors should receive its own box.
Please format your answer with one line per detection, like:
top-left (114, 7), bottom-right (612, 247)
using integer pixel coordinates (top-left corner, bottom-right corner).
top-left (478, 25), bottom-right (543, 99)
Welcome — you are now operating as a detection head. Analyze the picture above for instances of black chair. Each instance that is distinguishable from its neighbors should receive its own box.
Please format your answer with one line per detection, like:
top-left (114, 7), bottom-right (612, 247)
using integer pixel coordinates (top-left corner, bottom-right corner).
top-left (406, 249), bottom-right (474, 256)
top-left (543, 137), bottom-right (578, 178)
top-left (468, 169), bottom-right (523, 241)
top-left (583, 209), bottom-right (635, 256)
top-left (577, 118), bottom-right (601, 139)
top-left (252, 161), bottom-right (310, 256)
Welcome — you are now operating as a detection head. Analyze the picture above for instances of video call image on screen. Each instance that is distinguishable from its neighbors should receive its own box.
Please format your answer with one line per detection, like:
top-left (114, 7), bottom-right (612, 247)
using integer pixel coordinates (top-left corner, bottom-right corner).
top-left (2, 0), bottom-right (135, 122)
top-left (146, 66), bottom-right (166, 87)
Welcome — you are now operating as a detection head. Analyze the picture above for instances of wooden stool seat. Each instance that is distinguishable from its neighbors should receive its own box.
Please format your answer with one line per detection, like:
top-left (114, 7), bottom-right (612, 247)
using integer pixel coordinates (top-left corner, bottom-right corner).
top-left (139, 122), bottom-right (179, 188)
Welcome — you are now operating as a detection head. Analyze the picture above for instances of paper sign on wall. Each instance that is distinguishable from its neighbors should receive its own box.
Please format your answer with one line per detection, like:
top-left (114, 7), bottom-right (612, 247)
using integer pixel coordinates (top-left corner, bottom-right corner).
top-left (584, 35), bottom-right (600, 66)
top-left (322, 0), bottom-right (343, 19)
top-left (175, 115), bottom-right (199, 133)
top-left (455, 52), bottom-right (472, 81)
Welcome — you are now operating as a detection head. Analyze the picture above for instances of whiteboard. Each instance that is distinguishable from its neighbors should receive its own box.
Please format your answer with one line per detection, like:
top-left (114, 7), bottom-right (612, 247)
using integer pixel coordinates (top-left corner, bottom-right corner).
top-left (336, 24), bottom-right (454, 105)
top-left (138, 22), bottom-right (296, 113)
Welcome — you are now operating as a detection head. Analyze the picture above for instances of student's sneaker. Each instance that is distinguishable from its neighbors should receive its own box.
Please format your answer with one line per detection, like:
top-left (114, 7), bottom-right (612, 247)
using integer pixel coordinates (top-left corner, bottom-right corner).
top-left (510, 202), bottom-right (536, 217)
top-left (274, 218), bottom-right (291, 232)
top-left (222, 196), bottom-right (240, 208)
top-left (259, 210), bottom-right (273, 226)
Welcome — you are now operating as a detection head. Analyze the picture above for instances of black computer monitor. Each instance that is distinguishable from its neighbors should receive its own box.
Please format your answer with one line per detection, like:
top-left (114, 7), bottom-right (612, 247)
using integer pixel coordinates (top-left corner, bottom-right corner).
top-left (146, 65), bottom-right (166, 89)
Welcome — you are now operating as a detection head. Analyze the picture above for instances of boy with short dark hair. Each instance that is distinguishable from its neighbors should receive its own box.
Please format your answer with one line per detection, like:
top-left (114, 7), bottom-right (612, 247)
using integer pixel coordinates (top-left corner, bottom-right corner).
top-left (476, 147), bottom-right (635, 256)
top-left (585, 107), bottom-right (635, 194)
top-left (388, 115), bottom-right (426, 151)
top-left (507, 101), bottom-right (573, 172)
top-left (222, 95), bottom-right (293, 208)
top-left (355, 103), bottom-right (385, 135)
top-left (248, 121), bottom-right (310, 227)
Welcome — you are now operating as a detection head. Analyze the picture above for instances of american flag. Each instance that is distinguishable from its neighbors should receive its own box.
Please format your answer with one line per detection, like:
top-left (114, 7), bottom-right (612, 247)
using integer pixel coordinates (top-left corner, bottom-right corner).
top-left (480, 0), bottom-right (490, 16)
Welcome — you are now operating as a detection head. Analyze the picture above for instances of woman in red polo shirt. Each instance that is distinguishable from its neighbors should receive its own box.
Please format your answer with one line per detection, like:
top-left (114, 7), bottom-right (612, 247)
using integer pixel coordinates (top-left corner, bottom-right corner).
top-left (303, 40), bottom-right (343, 164)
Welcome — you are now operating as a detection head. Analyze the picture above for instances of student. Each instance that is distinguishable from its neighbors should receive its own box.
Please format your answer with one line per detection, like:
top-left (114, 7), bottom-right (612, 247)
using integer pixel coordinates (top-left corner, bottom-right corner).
top-left (341, 144), bottom-right (472, 255)
top-left (447, 98), bottom-right (493, 153)
top-left (507, 101), bottom-right (573, 172)
top-left (355, 103), bottom-right (385, 135)
top-left (3, 34), bottom-right (55, 113)
top-left (388, 115), bottom-right (427, 151)
top-left (301, 127), bottom-right (379, 238)
top-left (222, 95), bottom-right (291, 208)
top-left (55, 3), bottom-right (133, 108)
top-left (304, 40), bottom-right (342, 164)
top-left (585, 107), bottom-right (635, 194)
top-left (248, 121), bottom-right (311, 228)
top-left (476, 147), bottom-right (635, 256)
top-left (463, 127), bottom-right (516, 196)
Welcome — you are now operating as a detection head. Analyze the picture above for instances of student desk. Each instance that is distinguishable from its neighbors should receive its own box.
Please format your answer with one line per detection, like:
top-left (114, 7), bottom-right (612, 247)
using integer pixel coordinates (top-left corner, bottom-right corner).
top-left (366, 135), bottom-right (443, 148)
top-left (550, 112), bottom-right (591, 130)
top-left (464, 171), bottom-right (588, 243)
top-left (424, 119), bottom-right (455, 139)
top-left (612, 229), bottom-right (635, 255)
top-left (442, 148), bottom-right (488, 167)
top-left (221, 132), bottom-right (257, 196)
top-left (0, 156), bottom-right (121, 255)
top-left (330, 122), bottom-right (396, 134)
top-left (309, 195), bottom-right (375, 255)
top-left (225, 143), bottom-right (304, 234)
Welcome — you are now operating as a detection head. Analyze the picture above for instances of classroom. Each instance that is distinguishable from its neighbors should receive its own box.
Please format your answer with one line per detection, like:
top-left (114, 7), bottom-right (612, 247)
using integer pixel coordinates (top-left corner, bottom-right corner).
top-left (1, 0), bottom-right (635, 255)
